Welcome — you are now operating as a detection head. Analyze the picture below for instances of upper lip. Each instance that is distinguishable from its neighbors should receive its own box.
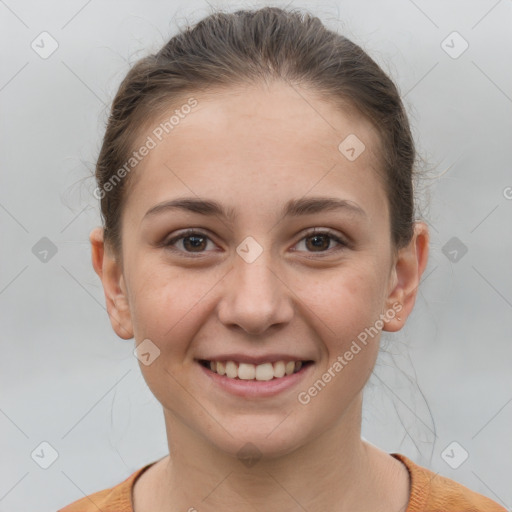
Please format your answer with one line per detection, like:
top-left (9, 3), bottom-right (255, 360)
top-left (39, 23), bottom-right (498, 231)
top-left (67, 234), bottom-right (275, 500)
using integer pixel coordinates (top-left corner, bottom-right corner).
top-left (196, 353), bottom-right (314, 365)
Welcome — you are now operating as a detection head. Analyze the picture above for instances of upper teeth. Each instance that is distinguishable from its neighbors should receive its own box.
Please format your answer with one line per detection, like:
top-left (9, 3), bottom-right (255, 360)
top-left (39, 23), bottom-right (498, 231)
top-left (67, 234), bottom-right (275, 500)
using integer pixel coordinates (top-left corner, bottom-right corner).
top-left (207, 360), bottom-right (303, 381)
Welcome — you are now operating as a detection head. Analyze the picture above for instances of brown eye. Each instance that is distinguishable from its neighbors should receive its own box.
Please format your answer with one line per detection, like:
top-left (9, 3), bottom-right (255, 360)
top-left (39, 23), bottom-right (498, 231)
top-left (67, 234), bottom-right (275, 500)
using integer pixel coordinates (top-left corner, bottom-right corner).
top-left (163, 228), bottom-right (347, 258)
top-left (164, 230), bottom-right (214, 254)
top-left (305, 233), bottom-right (331, 251)
top-left (294, 229), bottom-right (347, 254)
top-left (182, 234), bottom-right (208, 252)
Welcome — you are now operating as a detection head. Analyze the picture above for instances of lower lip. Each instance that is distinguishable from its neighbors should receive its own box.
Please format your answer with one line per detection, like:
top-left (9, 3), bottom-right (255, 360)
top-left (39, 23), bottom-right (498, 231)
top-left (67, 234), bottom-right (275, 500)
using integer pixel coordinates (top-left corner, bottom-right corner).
top-left (196, 361), bottom-right (314, 398)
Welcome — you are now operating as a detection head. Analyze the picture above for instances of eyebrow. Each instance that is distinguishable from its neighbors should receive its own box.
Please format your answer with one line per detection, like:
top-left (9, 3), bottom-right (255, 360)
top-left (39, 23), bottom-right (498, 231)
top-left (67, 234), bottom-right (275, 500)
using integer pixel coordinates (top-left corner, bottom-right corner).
top-left (143, 196), bottom-right (367, 222)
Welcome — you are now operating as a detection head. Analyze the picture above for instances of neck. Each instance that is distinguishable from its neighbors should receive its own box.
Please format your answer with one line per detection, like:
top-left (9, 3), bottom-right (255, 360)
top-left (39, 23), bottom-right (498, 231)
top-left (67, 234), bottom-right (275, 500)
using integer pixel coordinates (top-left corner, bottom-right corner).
top-left (151, 393), bottom-right (404, 512)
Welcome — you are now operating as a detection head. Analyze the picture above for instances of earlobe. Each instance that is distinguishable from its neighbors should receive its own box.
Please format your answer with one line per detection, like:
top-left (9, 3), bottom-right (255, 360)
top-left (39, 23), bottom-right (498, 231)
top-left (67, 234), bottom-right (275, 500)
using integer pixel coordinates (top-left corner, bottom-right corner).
top-left (382, 222), bottom-right (429, 332)
top-left (89, 227), bottom-right (134, 340)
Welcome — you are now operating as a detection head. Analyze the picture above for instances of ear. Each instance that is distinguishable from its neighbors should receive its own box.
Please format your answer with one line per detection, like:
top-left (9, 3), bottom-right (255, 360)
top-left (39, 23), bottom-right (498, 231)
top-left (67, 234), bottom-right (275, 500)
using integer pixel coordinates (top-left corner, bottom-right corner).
top-left (382, 221), bottom-right (429, 332)
top-left (90, 227), bottom-right (134, 340)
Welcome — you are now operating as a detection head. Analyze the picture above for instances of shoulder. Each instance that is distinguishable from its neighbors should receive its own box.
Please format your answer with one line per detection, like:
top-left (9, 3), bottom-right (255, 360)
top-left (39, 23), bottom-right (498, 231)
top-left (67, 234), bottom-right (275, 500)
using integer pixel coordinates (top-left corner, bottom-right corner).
top-left (391, 453), bottom-right (508, 512)
top-left (57, 462), bottom-right (157, 512)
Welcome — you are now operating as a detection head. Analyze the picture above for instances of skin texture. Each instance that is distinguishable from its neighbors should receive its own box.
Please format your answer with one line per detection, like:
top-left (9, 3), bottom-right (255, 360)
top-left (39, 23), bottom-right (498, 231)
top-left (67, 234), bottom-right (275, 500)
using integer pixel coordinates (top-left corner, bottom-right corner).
top-left (90, 80), bottom-right (429, 512)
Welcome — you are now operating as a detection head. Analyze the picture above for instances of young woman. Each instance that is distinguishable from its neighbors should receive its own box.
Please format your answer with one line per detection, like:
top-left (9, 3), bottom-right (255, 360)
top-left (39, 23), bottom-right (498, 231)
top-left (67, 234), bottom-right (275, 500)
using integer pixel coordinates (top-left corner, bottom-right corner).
top-left (59, 6), bottom-right (507, 512)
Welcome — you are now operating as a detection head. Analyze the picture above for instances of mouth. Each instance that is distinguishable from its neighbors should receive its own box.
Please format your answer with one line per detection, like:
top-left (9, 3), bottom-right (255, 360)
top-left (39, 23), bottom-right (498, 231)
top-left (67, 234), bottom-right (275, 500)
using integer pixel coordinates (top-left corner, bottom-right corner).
top-left (197, 359), bottom-right (314, 381)
top-left (196, 358), bottom-right (315, 398)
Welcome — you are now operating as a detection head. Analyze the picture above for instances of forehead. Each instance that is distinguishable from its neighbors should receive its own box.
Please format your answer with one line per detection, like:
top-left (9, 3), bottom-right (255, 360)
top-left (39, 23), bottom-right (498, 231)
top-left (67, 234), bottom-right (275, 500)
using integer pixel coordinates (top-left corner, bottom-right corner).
top-left (123, 81), bottom-right (387, 223)
top-left (167, 82), bottom-right (379, 158)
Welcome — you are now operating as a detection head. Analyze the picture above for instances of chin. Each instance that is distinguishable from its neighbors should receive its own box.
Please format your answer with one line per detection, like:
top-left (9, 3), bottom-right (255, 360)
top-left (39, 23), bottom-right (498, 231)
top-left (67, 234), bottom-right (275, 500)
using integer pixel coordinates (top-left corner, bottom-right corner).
top-left (202, 417), bottom-right (312, 462)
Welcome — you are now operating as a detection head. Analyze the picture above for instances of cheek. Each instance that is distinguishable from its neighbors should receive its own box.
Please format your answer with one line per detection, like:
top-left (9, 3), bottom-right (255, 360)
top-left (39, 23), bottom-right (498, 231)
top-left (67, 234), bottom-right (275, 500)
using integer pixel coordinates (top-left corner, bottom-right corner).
top-left (293, 261), bottom-right (386, 344)
top-left (130, 271), bottom-right (192, 342)
top-left (128, 261), bottom-right (229, 353)
top-left (293, 267), bottom-right (385, 421)
top-left (127, 264), bottom-right (214, 410)
top-left (129, 253), bottom-right (388, 357)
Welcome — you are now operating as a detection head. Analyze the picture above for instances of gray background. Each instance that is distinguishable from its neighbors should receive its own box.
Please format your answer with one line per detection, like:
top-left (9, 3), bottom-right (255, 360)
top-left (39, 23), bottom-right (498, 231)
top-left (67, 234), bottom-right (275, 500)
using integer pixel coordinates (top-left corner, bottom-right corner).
top-left (1, 0), bottom-right (511, 510)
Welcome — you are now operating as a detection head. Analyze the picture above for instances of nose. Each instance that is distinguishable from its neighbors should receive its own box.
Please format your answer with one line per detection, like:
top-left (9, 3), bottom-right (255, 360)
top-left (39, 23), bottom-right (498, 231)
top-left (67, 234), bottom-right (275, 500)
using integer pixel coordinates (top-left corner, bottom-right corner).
top-left (217, 250), bottom-right (294, 336)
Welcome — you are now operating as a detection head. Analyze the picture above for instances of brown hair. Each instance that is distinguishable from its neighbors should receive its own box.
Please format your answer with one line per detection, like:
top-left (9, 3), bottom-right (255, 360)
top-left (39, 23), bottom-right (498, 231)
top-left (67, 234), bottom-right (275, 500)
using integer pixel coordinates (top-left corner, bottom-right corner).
top-left (95, 6), bottom-right (419, 261)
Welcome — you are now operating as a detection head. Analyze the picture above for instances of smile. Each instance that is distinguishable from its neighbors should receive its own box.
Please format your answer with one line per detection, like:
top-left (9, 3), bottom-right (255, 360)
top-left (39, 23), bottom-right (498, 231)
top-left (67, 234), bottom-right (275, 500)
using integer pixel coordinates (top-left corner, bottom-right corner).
top-left (198, 359), bottom-right (313, 381)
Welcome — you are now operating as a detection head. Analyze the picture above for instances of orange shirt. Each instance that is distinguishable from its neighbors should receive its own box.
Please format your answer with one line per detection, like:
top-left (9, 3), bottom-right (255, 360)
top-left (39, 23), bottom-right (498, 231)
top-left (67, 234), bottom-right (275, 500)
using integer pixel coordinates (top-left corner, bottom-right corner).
top-left (57, 452), bottom-right (507, 511)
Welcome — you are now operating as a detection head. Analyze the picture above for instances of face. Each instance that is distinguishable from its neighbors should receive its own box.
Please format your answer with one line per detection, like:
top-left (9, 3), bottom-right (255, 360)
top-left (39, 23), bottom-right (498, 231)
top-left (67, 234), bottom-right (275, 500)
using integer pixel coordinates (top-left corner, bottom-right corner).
top-left (93, 81), bottom-right (427, 459)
